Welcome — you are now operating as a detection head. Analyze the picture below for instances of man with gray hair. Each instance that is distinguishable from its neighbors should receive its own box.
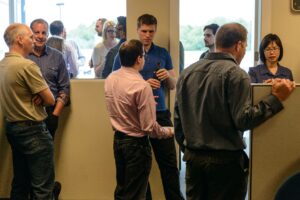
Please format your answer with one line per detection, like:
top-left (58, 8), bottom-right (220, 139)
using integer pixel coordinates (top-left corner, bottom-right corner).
top-left (175, 22), bottom-right (295, 199)
top-left (28, 18), bottom-right (71, 200)
top-left (0, 23), bottom-right (55, 199)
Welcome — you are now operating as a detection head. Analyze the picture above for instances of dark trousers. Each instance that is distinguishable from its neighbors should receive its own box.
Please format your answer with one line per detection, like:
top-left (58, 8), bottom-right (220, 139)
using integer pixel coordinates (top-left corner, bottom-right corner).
top-left (184, 149), bottom-right (249, 200)
top-left (114, 131), bottom-right (152, 200)
top-left (5, 121), bottom-right (55, 200)
top-left (147, 110), bottom-right (184, 200)
top-left (44, 106), bottom-right (59, 139)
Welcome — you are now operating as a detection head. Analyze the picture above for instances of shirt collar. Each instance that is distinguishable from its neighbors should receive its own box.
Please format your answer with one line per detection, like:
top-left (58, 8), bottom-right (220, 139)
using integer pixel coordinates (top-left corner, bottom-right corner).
top-left (260, 63), bottom-right (286, 76)
top-left (145, 42), bottom-right (156, 54)
top-left (5, 52), bottom-right (24, 58)
top-left (206, 52), bottom-right (238, 64)
top-left (29, 45), bottom-right (51, 57)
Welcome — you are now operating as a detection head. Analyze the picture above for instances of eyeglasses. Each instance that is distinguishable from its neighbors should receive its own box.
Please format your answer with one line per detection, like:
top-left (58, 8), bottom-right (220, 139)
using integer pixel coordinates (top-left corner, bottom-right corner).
top-left (107, 30), bottom-right (115, 33)
top-left (264, 47), bottom-right (280, 53)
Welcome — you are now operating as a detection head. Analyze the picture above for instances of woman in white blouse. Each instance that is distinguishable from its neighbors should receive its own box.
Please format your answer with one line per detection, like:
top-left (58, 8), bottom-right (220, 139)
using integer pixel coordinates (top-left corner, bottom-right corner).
top-left (91, 20), bottom-right (117, 78)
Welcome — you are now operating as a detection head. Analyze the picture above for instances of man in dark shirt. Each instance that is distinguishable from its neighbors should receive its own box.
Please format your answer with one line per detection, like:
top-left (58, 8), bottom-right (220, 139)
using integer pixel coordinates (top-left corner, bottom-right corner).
top-left (175, 22), bottom-right (295, 200)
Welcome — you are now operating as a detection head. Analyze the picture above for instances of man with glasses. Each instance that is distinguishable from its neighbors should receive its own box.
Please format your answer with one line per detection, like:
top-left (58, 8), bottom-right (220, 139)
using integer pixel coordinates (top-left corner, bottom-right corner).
top-left (105, 39), bottom-right (174, 200)
top-left (175, 23), bottom-right (295, 200)
top-left (113, 14), bottom-right (184, 200)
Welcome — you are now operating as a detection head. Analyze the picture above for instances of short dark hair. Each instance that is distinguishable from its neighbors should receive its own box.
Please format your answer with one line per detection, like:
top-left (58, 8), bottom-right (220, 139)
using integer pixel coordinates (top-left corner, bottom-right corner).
top-left (203, 23), bottom-right (219, 35)
top-left (117, 16), bottom-right (126, 33)
top-left (30, 18), bottom-right (49, 31)
top-left (50, 20), bottom-right (64, 36)
top-left (215, 23), bottom-right (247, 49)
top-left (119, 39), bottom-right (144, 67)
top-left (137, 14), bottom-right (157, 28)
top-left (259, 33), bottom-right (283, 64)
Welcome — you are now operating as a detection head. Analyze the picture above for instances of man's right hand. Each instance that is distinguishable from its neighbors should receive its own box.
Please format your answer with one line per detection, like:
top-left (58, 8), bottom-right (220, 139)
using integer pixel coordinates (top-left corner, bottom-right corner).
top-left (271, 78), bottom-right (295, 101)
top-left (163, 127), bottom-right (174, 139)
top-left (147, 78), bottom-right (161, 89)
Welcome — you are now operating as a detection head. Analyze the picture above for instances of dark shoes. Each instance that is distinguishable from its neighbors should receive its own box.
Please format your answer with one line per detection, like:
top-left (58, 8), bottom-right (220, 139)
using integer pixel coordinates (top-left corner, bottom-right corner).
top-left (53, 181), bottom-right (61, 200)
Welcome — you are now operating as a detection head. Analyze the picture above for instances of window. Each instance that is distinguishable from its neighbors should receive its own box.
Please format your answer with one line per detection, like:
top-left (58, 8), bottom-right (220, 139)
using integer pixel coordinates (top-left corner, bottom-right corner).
top-left (180, 0), bottom-right (257, 72)
top-left (21, 0), bottom-right (126, 78)
top-left (0, 0), bottom-right (9, 58)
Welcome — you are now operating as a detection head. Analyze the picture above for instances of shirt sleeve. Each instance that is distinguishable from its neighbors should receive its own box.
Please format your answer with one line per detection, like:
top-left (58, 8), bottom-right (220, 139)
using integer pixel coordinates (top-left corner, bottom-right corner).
top-left (174, 99), bottom-right (185, 152)
top-left (164, 49), bottom-right (173, 71)
top-left (22, 63), bottom-right (49, 94)
top-left (112, 53), bottom-right (121, 71)
top-left (66, 44), bottom-right (79, 77)
top-left (288, 68), bottom-right (294, 81)
top-left (137, 83), bottom-right (167, 138)
top-left (102, 49), bottom-right (115, 78)
top-left (228, 68), bottom-right (283, 131)
top-left (248, 67), bottom-right (258, 83)
top-left (57, 55), bottom-right (71, 104)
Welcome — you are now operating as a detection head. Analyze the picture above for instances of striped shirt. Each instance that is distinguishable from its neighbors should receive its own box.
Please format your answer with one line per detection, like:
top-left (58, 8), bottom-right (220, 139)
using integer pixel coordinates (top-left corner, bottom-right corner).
top-left (28, 45), bottom-right (70, 103)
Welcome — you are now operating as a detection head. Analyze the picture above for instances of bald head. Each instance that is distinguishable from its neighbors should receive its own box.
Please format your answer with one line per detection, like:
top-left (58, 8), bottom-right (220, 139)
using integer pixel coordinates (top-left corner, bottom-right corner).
top-left (3, 23), bottom-right (34, 56)
top-left (215, 23), bottom-right (247, 49)
top-left (215, 23), bottom-right (248, 64)
top-left (4, 23), bottom-right (31, 47)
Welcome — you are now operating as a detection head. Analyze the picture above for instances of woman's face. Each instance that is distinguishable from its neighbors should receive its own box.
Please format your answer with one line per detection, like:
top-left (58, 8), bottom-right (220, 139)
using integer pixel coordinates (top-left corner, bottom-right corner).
top-left (264, 41), bottom-right (280, 64)
top-left (105, 25), bottom-right (116, 41)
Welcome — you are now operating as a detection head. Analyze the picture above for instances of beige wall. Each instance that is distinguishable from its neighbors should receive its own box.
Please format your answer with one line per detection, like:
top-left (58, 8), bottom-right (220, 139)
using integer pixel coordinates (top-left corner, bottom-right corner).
top-left (261, 0), bottom-right (300, 82)
top-left (250, 85), bottom-right (300, 200)
top-left (0, 80), bottom-right (173, 199)
top-left (0, 1), bottom-right (180, 199)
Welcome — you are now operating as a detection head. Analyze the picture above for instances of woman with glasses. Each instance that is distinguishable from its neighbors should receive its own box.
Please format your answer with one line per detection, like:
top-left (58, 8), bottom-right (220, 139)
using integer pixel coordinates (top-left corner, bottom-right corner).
top-left (248, 33), bottom-right (293, 83)
top-left (91, 20), bottom-right (117, 78)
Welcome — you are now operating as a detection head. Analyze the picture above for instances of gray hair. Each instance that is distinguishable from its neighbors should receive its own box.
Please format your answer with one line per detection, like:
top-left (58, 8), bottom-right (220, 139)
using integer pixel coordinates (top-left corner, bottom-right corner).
top-left (3, 23), bottom-right (27, 47)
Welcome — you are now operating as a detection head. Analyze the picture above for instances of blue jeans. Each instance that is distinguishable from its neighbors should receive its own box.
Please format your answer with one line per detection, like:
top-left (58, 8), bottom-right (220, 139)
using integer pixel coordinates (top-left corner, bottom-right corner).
top-left (114, 131), bottom-right (152, 200)
top-left (5, 121), bottom-right (55, 200)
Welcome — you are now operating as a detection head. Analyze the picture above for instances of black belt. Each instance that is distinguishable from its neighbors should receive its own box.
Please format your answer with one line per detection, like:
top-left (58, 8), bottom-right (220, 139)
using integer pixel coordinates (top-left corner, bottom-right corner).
top-left (6, 120), bottom-right (43, 126)
top-left (115, 131), bottom-right (148, 141)
top-left (186, 148), bottom-right (244, 159)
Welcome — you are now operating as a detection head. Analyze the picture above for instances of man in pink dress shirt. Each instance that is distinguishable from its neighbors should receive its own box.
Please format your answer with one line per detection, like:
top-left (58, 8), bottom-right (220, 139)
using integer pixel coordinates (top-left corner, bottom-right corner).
top-left (104, 39), bottom-right (174, 200)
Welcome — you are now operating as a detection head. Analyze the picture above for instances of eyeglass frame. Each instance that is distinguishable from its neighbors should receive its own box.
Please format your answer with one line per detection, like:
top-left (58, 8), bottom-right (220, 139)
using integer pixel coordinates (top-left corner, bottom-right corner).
top-left (264, 47), bottom-right (280, 53)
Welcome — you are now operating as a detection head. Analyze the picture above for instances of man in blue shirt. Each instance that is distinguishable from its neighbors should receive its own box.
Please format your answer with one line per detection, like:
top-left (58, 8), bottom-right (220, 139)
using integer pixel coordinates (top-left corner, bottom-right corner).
top-left (28, 18), bottom-right (70, 200)
top-left (113, 14), bottom-right (183, 200)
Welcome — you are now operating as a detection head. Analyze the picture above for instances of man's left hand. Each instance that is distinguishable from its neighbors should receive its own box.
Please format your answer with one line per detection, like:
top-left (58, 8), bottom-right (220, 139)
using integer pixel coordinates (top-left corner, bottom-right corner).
top-left (155, 68), bottom-right (169, 81)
